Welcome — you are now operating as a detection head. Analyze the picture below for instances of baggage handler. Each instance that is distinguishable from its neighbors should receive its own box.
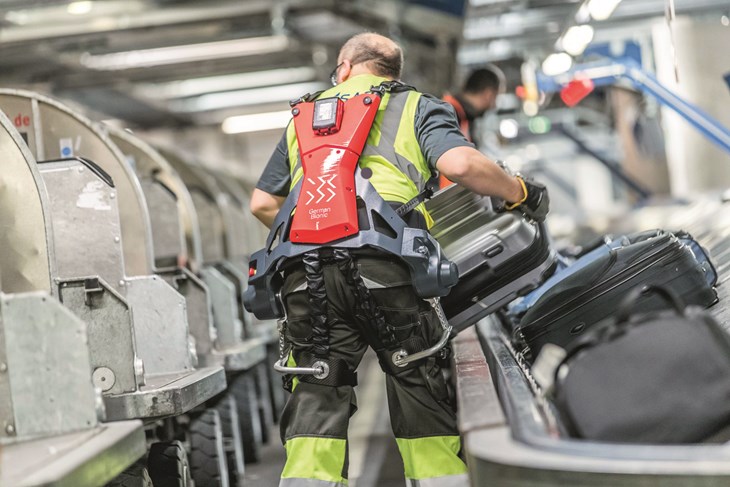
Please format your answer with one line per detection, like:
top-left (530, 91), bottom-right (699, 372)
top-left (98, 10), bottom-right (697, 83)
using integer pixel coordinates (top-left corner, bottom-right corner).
top-left (250, 32), bottom-right (548, 487)
top-left (443, 66), bottom-right (504, 144)
top-left (440, 66), bottom-right (505, 187)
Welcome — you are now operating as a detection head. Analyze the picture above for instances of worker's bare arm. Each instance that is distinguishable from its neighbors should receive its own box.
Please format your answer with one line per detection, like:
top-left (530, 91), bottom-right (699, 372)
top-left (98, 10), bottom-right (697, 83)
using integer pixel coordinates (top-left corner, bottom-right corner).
top-left (250, 188), bottom-right (286, 228)
top-left (436, 146), bottom-right (524, 203)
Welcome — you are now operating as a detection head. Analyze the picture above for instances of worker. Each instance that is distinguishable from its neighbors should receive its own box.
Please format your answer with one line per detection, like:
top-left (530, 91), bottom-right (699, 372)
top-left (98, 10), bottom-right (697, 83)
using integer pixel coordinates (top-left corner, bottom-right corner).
top-left (443, 66), bottom-right (505, 144)
top-left (250, 32), bottom-right (548, 487)
top-left (440, 66), bottom-right (505, 188)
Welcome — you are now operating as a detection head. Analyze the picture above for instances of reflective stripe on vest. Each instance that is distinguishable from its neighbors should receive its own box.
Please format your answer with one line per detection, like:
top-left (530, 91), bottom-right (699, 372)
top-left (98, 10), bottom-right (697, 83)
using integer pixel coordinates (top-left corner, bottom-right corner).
top-left (287, 74), bottom-right (434, 226)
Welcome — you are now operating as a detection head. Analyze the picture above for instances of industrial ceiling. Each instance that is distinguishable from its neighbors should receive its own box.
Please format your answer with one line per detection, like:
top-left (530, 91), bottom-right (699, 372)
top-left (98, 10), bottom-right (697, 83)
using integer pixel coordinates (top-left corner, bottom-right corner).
top-left (0, 0), bottom-right (726, 127)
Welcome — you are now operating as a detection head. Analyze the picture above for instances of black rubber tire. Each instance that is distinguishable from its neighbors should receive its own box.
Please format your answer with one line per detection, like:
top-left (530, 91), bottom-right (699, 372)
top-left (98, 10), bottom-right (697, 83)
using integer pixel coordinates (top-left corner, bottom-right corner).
top-left (213, 393), bottom-right (246, 487)
top-left (229, 372), bottom-right (263, 463)
top-left (147, 440), bottom-right (191, 487)
top-left (189, 408), bottom-right (230, 487)
top-left (106, 458), bottom-right (152, 487)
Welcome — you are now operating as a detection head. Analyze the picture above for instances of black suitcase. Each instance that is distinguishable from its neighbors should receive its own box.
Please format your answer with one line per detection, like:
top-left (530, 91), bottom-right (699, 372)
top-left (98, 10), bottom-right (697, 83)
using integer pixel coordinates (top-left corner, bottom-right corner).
top-left (517, 230), bottom-right (718, 358)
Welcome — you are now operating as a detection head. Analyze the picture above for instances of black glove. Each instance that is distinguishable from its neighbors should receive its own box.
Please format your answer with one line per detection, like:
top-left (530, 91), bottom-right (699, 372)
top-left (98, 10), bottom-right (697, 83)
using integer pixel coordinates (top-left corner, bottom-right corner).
top-left (507, 176), bottom-right (550, 223)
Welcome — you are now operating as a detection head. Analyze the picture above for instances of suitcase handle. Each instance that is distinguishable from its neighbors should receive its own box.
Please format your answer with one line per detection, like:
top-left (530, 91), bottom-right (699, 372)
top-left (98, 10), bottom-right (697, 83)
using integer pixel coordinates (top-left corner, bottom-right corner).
top-left (615, 284), bottom-right (686, 324)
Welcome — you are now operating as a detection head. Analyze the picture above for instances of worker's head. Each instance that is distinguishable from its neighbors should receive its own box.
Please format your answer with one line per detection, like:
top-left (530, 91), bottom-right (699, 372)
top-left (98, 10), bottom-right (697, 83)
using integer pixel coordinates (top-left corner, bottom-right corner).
top-left (331, 32), bottom-right (403, 86)
top-left (462, 66), bottom-right (505, 115)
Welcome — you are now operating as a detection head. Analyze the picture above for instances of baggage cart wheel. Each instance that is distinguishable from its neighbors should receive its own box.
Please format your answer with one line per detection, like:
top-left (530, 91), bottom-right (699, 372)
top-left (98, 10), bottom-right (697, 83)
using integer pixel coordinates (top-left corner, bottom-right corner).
top-left (106, 458), bottom-right (153, 487)
top-left (213, 393), bottom-right (246, 486)
top-left (229, 372), bottom-right (263, 463)
top-left (189, 408), bottom-right (230, 487)
top-left (255, 362), bottom-right (274, 444)
top-left (147, 440), bottom-right (191, 487)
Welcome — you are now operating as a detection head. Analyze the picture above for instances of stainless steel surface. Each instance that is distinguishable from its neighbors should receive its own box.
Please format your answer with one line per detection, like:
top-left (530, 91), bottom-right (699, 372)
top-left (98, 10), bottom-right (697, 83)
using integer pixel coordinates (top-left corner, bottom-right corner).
top-left (58, 278), bottom-right (139, 396)
top-left (159, 148), bottom-right (227, 264)
top-left (216, 260), bottom-right (256, 339)
top-left (216, 337), bottom-right (267, 372)
top-left (200, 266), bottom-right (244, 350)
top-left (0, 89), bottom-right (155, 278)
top-left (140, 179), bottom-right (185, 267)
top-left (103, 366), bottom-right (226, 421)
top-left (109, 128), bottom-right (204, 273)
top-left (124, 275), bottom-right (193, 375)
top-left (38, 159), bottom-right (126, 294)
top-left (0, 420), bottom-right (145, 487)
top-left (159, 267), bottom-right (216, 360)
top-left (0, 292), bottom-right (98, 442)
top-left (0, 110), bottom-right (53, 294)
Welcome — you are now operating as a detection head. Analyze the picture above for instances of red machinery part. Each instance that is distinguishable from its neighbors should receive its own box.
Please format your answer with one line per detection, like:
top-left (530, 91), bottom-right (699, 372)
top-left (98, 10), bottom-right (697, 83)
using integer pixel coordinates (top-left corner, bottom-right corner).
top-left (289, 93), bottom-right (381, 244)
top-left (560, 78), bottom-right (595, 107)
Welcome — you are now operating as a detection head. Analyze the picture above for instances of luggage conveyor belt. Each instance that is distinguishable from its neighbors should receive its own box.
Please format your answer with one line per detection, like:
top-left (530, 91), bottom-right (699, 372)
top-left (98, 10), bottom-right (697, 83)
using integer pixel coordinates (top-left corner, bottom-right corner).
top-left (454, 199), bottom-right (730, 486)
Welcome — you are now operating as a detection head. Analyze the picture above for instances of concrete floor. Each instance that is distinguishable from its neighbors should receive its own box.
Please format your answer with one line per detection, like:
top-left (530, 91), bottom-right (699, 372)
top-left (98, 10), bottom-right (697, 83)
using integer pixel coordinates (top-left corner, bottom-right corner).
top-left (243, 351), bottom-right (406, 486)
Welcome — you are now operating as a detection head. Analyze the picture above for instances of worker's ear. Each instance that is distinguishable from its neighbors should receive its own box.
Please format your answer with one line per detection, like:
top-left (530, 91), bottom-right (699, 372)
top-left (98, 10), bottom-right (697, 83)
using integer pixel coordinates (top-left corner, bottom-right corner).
top-left (339, 60), bottom-right (352, 83)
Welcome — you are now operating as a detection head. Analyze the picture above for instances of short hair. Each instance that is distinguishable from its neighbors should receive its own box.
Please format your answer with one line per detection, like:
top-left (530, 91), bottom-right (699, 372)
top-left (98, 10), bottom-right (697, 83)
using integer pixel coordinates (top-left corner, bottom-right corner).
top-left (463, 67), bottom-right (503, 94)
top-left (339, 33), bottom-right (404, 79)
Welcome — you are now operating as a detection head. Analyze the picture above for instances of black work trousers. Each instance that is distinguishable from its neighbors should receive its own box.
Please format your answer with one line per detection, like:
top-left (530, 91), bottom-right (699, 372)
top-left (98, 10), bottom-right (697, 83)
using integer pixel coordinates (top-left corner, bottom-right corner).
top-left (277, 251), bottom-right (467, 487)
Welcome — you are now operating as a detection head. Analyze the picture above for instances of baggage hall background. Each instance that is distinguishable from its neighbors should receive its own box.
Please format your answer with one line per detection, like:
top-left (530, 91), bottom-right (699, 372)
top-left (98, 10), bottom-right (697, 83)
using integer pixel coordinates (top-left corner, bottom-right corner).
top-left (1, 1), bottom-right (730, 486)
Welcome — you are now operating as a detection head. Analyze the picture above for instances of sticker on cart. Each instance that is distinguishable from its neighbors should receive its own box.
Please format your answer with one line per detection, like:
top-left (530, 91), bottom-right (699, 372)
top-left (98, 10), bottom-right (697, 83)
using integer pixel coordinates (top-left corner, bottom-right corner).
top-left (59, 137), bottom-right (74, 158)
top-left (77, 180), bottom-right (111, 211)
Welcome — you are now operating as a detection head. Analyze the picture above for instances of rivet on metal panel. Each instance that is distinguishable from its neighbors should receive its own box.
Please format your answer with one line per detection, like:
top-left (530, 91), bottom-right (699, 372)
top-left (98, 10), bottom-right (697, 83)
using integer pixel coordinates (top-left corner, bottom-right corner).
top-left (0, 363), bottom-right (7, 373)
top-left (92, 366), bottom-right (116, 392)
top-left (5, 423), bottom-right (15, 435)
top-left (119, 280), bottom-right (126, 287)
top-left (114, 236), bottom-right (120, 243)
top-left (78, 167), bottom-right (85, 173)
top-left (110, 192), bottom-right (116, 199)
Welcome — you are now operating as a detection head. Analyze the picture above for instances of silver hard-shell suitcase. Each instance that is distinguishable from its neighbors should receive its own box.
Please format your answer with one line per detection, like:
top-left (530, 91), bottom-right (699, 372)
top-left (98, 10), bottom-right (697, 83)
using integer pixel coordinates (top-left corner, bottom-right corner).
top-left (426, 184), bottom-right (557, 331)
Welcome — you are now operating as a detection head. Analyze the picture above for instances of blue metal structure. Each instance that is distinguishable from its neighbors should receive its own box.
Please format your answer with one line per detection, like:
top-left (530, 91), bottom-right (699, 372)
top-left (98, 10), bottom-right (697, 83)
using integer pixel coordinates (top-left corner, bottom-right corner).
top-left (537, 58), bottom-right (730, 155)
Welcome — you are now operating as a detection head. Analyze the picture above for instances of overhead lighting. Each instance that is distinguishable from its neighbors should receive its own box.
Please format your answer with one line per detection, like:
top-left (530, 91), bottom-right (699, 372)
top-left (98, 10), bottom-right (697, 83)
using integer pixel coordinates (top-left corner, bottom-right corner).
top-left (560, 25), bottom-right (594, 56)
top-left (136, 67), bottom-right (317, 100)
top-left (80, 35), bottom-right (289, 71)
top-left (67, 1), bottom-right (93, 15)
top-left (171, 81), bottom-right (327, 113)
top-left (542, 52), bottom-right (573, 76)
top-left (222, 110), bottom-right (293, 134)
top-left (499, 119), bottom-right (519, 139)
top-left (587, 0), bottom-right (622, 21)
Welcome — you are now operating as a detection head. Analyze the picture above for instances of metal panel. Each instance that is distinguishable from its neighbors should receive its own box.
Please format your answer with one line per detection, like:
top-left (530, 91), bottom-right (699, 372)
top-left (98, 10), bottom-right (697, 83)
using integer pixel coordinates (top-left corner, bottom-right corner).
top-left (160, 149), bottom-right (227, 264)
top-left (58, 279), bottom-right (138, 396)
top-left (124, 275), bottom-right (193, 375)
top-left (0, 90), bottom-right (155, 278)
top-left (103, 366), bottom-right (227, 421)
top-left (200, 266), bottom-right (243, 349)
top-left (140, 179), bottom-right (185, 267)
top-left (108, 128), bottom-right (204, 273)
top-left (215, 262), bottom-right (255, 339)
top-left (1, 292), bottom-right (98, 441)
top-left (159, 268), bottom-right (216, 359)
top-left (38, 159), bottom-right (126, 294)
top-left (191, 190), bottom-right (226, 263)
top-left (0, 110), bottom-right (53, 294)
top-left (1, 420), bottom-right (145, 487)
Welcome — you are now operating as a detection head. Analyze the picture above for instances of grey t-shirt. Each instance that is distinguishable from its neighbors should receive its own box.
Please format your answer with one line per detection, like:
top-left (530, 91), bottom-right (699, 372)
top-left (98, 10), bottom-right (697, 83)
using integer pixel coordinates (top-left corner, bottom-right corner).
top-left (255, 93), bottom-right (472, 197)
